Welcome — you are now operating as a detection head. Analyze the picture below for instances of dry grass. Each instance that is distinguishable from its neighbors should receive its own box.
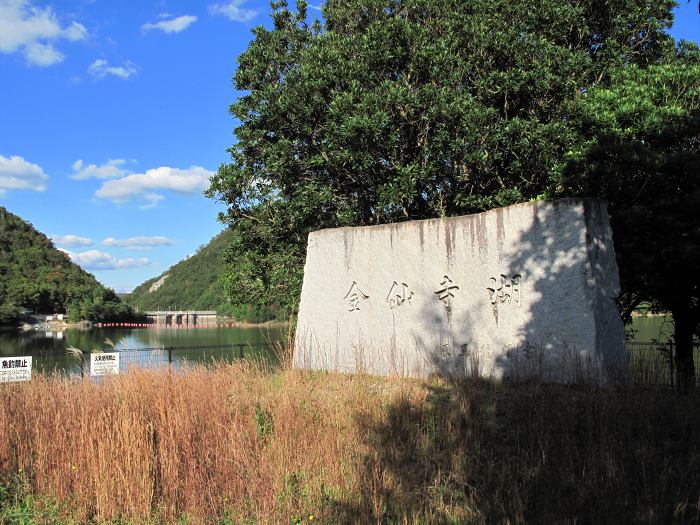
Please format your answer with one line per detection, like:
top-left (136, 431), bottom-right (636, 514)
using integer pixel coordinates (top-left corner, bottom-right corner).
top-left (0, 362), bottom-right (699, 524)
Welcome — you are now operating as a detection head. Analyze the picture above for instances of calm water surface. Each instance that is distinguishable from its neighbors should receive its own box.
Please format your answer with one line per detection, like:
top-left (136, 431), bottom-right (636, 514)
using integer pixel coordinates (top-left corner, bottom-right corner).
top-left (629, 315), bottom-right (674, 342)
top-left (0, 317), bottom-right (674, 377)
top-left (0, 325), bottom-right (286, 376)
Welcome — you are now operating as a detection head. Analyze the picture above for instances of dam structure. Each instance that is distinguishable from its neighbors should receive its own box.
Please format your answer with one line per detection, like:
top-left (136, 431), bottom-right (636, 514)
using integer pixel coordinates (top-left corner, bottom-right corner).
top-left (144, 311), bottom-right (217, 326)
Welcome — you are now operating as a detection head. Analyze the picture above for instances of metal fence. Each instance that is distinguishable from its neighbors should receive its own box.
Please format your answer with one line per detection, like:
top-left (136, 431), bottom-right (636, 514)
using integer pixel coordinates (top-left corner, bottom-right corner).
top-left (2, 340), bottom-right (698, 387)
top-left (108, 342), bottom-right (281, 375)
top-left (627, 341), bottom-right (700, 388)
top-left (2, 342), bottom-right (281, 379)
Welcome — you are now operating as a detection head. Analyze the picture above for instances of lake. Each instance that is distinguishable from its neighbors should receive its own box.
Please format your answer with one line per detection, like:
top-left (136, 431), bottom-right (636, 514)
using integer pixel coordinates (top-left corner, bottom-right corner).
top-left (0, 316), bottom-right (673, 377)
top-left (628, 315), bottom-right (674, 342)
top-left (0, 325), bottom-right (287, 376)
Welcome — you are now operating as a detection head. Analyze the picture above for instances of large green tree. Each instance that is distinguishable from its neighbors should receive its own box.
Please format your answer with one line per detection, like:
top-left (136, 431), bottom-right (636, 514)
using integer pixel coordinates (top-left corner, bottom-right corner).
top-left (209, 0), bottom-right (700, 386)
top-left (209, 0), bottom-right (675, 305)
top-left (565, 48), bottom-right (700, 390)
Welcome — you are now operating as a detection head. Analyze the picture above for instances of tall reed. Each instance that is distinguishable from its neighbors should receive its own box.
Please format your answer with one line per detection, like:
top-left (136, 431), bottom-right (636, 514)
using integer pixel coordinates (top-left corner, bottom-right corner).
top-left (0, 362), bottom-right (698, 524)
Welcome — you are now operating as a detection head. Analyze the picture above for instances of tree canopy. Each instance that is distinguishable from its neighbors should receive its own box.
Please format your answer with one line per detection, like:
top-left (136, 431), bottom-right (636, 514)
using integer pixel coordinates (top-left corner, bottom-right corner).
top-left (208, 0), bottom-right (699, 386)
top-left (565, 49), bottom-right (700, 388)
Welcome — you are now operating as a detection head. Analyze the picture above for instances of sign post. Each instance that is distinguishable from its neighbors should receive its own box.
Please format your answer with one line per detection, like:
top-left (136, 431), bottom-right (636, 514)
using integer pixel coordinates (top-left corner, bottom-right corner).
top-left (90, 352), bottom-right (120, 376)
top-left (0, 356), bottom-right (32, 383)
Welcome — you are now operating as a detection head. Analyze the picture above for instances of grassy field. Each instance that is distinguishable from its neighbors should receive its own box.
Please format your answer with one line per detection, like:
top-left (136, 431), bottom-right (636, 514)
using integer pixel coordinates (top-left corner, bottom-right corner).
top-left (0, 361), bottom-right (699, 524)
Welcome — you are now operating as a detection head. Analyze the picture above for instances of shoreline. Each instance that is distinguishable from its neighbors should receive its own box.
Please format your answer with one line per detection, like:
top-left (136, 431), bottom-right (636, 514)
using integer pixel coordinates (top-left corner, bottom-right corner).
top-left (630, 311), bottom-right (669, 318)
top-left (2, 318), bottom-right (289, 331)
top-left (218, 319), bottom-right (288, 328)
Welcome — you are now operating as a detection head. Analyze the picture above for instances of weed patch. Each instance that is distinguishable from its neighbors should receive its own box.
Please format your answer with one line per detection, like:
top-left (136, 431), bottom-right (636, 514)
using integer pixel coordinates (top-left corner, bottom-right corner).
top-left (0, 365), bottom-right (698, 523)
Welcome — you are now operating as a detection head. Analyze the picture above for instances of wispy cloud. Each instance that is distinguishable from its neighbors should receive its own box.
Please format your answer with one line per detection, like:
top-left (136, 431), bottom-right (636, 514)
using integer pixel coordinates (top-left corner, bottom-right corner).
top-left (51, 234), bottom-right (92, 247)
top-left (142, 14), bottom-right (197, 34)
top-left (63, 249), bottom-right (150, 270)
top-left (0, 0), bottom-right (87, 67)
top-left (103, 236), bottom-right (175, 250)
top-left (94, 165), bottom-right (212, 205)
top-left (71, 159), bottom-right (129, 180)
top-left (209, 1), bottom-right (258, 23)
top-left (87, 58), bottom-right (137, 80)
top-left (0, 154), bottom-right (48, 195)
top-left (139, 193), bottom-right (165, 209)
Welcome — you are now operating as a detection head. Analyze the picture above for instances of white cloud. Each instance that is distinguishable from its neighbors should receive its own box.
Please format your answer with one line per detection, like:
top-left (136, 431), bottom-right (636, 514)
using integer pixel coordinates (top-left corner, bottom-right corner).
top-left (103, 236), bottom-right (175, 249)
top-left (139, 193), bottom-right (165, 209)
top-left (64, 249), bottom-right (150, 270)
top-left (51, 234), bottom-right (92, 247)
top-left (0, 154), bottom-right (48, 195)
top-left (0, 1), bottom-right (87, 67)
top-left (142, 14), bottom-right (197, 34)
top-left (87, 58), bottom-right (137, 80)
top-left (208, 1), bottom-right (258, 23)
top-left (63, 21), bottom-right (87, 41)
top-left (24, 41), bottom-right (62, 66)
top-left (95, 165), bottom-right (213, 204)
top-left (71, 159), bottom-right (128, 180)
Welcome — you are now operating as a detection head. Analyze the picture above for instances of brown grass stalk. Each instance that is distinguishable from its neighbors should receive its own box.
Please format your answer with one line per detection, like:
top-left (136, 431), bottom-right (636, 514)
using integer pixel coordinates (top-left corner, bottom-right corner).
top-left (0, 362), bottom-right (699, 524)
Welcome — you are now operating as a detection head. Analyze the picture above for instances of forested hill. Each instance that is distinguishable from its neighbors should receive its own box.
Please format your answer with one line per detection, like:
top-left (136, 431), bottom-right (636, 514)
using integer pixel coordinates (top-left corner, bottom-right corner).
top-left (0, 206), bottom-right (129, 323)
top-left (125, 229), bottom-right (234, 314)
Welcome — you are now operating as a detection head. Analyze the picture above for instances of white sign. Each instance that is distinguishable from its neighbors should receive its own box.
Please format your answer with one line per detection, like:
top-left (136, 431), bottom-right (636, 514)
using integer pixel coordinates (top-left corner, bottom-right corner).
top-left (0, 356), bottom-right (32, 383)
top-left (90, 352), bottom-right (120, 376)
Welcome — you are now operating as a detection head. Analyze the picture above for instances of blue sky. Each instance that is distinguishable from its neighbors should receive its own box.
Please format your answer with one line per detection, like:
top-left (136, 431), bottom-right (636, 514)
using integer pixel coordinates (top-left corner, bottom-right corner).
top-left (0, 1), bottom-right (698, 293)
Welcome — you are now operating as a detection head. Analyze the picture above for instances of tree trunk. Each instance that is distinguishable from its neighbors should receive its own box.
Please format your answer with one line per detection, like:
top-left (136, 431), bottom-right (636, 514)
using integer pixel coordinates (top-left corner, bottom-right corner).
top-left (672, 306), bottom-right (696, 394)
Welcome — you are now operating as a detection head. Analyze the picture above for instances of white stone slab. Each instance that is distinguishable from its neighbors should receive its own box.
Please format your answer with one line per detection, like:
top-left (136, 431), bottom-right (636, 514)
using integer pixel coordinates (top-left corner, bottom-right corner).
top-left (294, 199), bottom-right (627, 382)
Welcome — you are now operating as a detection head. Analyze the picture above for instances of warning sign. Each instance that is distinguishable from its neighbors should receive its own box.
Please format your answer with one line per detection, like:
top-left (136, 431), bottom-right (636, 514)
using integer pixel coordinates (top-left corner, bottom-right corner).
top-left (0, 356), bottom-right (32, 383)
top-left (90, 352), bottom-right (120, 376)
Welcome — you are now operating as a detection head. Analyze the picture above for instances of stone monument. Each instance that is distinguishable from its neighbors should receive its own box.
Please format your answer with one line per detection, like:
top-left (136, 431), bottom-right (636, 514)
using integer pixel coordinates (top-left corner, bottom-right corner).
top-left (294, 199), bottom-right (627, 382)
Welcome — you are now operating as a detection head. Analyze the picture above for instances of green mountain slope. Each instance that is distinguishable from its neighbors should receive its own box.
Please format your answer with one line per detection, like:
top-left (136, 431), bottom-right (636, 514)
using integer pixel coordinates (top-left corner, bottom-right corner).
top-left (0, 206), bottom-right (130, 323)
top-left (126, 229), bottom-right (234, 314)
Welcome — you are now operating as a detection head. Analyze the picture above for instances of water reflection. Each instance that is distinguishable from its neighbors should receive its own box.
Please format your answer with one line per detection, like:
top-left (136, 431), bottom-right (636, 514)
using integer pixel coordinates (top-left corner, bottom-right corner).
top-left (0, 326), bottom-right (285, 376)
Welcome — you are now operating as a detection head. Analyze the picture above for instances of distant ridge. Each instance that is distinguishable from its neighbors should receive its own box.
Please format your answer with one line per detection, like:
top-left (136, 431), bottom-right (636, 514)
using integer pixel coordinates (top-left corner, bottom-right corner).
top-left (125, 229), bottom-right (234, 313)
top-left (0, 206), bottom-right (126, 321)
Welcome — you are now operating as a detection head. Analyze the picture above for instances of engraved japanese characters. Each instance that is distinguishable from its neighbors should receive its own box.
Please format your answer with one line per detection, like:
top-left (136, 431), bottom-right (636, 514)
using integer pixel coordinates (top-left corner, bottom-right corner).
top-left (486, 274), bottom-right (521, 305)
top-left (344, 281), bottom-right (369, 312)
top-left (346, 272), bottom-right (523, 313)
top-left (386, 281), bottom-right (414, 308)
top-left (434, 275), bottom-right (459, 310)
